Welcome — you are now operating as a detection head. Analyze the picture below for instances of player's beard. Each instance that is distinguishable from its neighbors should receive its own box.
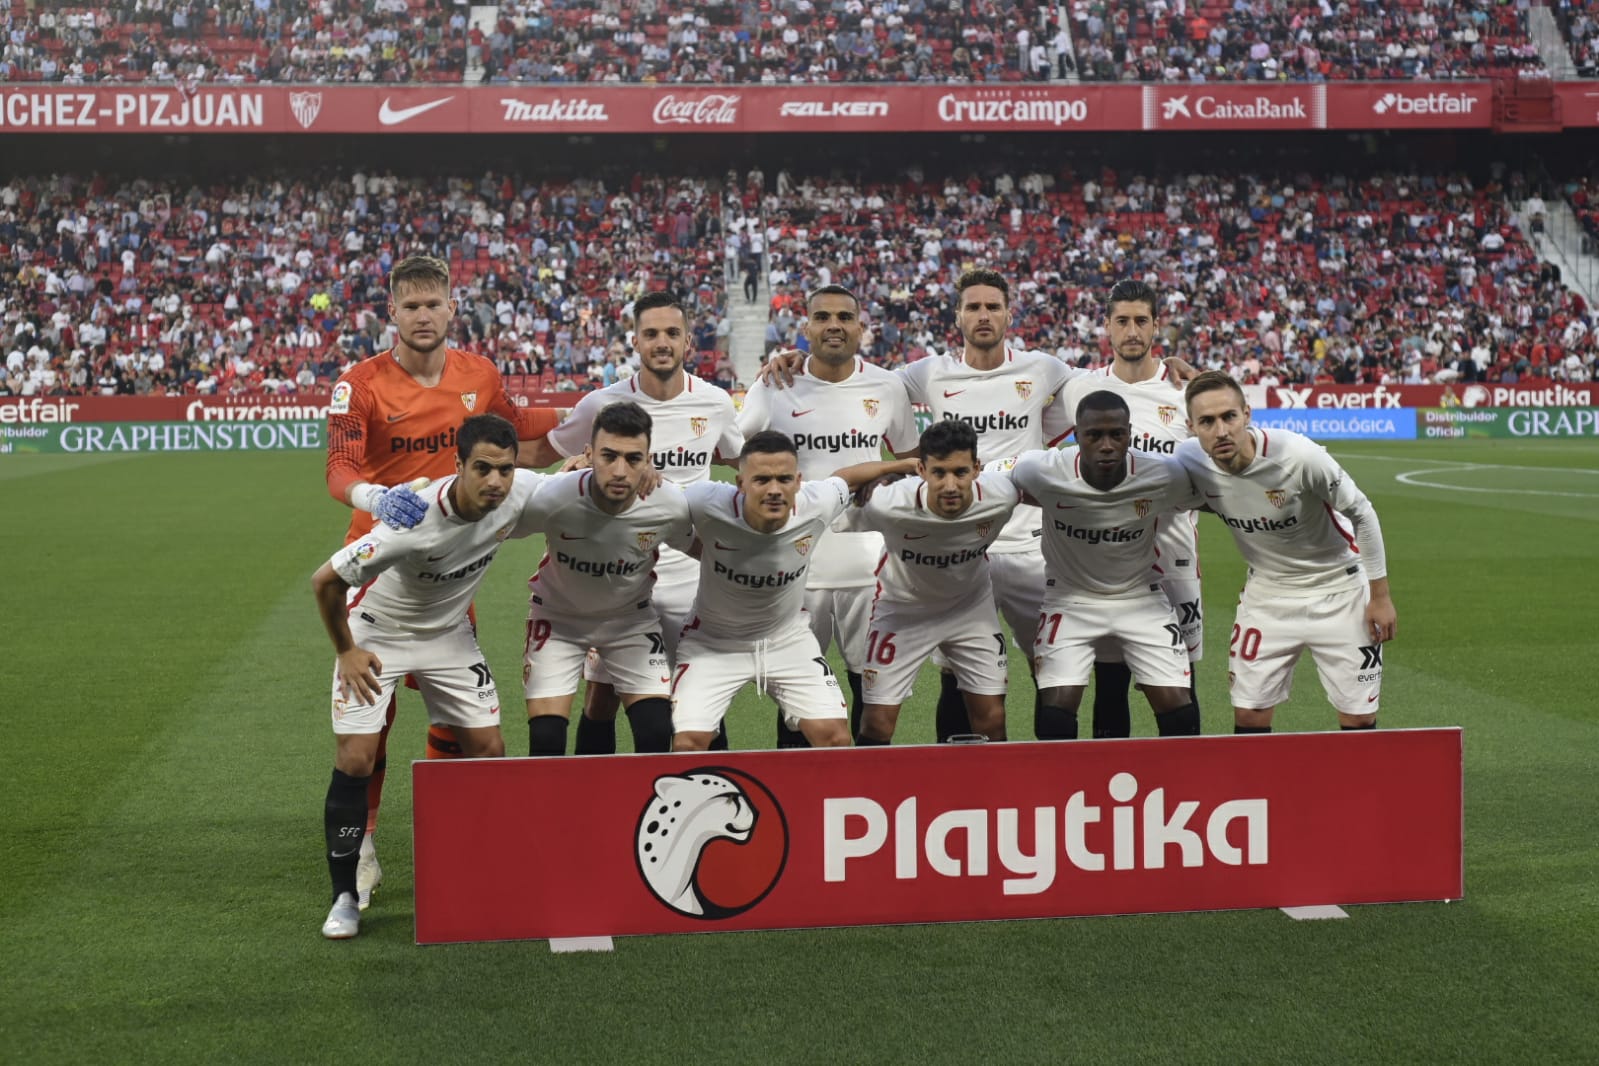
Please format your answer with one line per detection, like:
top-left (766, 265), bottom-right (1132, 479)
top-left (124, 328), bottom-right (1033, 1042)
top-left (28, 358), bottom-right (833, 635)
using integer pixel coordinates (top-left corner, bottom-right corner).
top-left (402, 327), bottom-right (448, 356)
top-left (643, 351), bottom-right (682, 383)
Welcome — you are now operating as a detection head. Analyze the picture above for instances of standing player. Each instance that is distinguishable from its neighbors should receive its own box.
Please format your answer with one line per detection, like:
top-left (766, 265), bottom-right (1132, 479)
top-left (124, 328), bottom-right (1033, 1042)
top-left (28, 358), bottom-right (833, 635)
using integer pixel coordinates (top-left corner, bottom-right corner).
top-left (524, 290), bottom-right (743, 753)
top-left (853, 421), bottom-right (1020, 744)
top-left (1061, 280), bottom-right (1203, 738)
top-left (520, 401), bottom-right (693, 757)
top-left (1177, 372), bottom-right (1398, 732)
top-left (312, 415), bottom-right (539, 939)
top-left (1010, 391), bottom-right (1204, 740)
top-left (736, 284), bottom-right (918, 744)
top-left (671, 432), bottom-right (917, 751)
top-left (323, 254), bottom-right (559, 911)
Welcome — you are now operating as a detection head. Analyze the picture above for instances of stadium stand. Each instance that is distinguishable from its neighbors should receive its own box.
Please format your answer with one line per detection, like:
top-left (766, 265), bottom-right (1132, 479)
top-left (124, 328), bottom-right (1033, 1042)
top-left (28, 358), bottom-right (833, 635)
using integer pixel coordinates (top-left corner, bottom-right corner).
top-left (0, 169), bottom-right (730, 396)
top-left (3, 160), bottom-right (1595, 398)
top-left (1068, 0), bottom-right (1544, 83)
top-left (3, 0), bottom-right (1580, 84)
top-left (1553, 0), bottom-right (1599, 76)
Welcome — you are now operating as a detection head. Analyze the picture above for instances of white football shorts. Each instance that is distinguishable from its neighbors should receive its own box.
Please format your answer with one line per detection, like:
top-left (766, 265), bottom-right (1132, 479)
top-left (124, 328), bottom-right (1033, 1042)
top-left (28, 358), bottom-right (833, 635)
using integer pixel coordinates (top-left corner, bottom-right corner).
top-left (863, 589), bottom-right (1008, 705)
top-left (583, 562), bottom-right (696, 685)
top-left (524, 600), bottom-right (671, 700)
top-left (331, 616), bottom-right (501, 735)
top-left (1034, 586), bottom-right (1193, 690)
top-left (804, 583), bottom-right (875, 674)
top-left (671, 618), bottom-right (847, 734)
top-left (1228, 579), bottom-right (1382, 716)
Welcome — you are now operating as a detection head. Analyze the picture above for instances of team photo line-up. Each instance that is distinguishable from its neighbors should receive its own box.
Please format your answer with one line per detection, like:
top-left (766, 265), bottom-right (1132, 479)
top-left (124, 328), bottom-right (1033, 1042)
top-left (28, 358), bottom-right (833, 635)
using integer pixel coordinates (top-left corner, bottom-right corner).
top-left (311, 255), bottom-right (1397, 938)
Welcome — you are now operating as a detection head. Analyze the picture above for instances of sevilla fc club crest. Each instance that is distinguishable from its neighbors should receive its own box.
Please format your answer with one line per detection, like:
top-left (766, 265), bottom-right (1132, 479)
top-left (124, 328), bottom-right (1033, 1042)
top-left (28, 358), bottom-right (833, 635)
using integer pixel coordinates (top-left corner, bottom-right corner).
top-left (636, 768), bottom-right (788, 920)
top-left (1157, 404), bottom-right (1178, 426)
top-left (1015, 380), bottom-right (1033, 400)
top-left (1133, 498), bottom-right (1152, 519)
top-left (862, 398), bottom-right (880, 418)
top-left (793, 535), bottom-right (813, 556)
top-left (976, 521), bottom-right (993, 538)
top-left (637, 531), bottom-right (659, 552)
top-left (1264, 489), bottom-right (1289, 509)
top-left (690, 417), bottom-right (709, 438)
top-left (289, 91), bottom-right (323, 129)
top-left (460, 392), bottom-right (478, 411)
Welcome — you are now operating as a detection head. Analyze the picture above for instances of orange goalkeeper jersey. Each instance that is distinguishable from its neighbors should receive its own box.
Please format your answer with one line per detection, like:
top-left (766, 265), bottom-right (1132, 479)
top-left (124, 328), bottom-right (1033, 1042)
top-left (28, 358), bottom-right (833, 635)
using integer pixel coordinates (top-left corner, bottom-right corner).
top-left (326, 347), bottom-right (558, 543)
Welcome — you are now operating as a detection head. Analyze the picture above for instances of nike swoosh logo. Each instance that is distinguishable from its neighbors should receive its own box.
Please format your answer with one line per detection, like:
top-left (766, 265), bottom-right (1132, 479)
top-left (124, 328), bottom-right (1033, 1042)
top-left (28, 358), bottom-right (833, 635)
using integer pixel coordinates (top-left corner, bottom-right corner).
top-left (378, 97), bottom-right (454, 125)
top-left (1367, 694), bottom-right (1379, 703)
top-left (792, 409), bottom-right (815, 417)
top-left (903, 533), bottom-right (928, 540)
top-left (386, 412), bottom-right (410, 423)
top-left (714, 541), bottom-right (737, 550)
top-left (426, 552), bottom-right (449, 561)
top-left (943, 390), bottom-right (966, 398)
top-left (330, 848), bottom-right (360, 860)
top-left (1205, 492), bottom-right (1223, 499)
top-left (559, 533), bottom-right (585, 541)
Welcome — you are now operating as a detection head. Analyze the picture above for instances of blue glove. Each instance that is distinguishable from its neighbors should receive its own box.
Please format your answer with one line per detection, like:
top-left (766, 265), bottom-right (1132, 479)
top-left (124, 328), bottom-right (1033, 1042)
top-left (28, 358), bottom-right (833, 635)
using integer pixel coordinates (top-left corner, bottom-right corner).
top-left (373, 483), bottom-right (428, 530)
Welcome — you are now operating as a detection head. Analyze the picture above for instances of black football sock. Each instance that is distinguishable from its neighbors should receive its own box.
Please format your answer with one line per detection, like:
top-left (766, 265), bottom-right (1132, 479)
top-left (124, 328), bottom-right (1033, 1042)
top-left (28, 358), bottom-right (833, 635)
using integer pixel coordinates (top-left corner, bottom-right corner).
top-left (625, 698), bottom-right (674, 753)
top-left (324, 768), bottom-right (370, 902)
top-left (1341, 720), bottom-right (1377, 731)
top-left (573, 714), bottom-right (616, 756)
top-left (1234, 724), bottom-right (1272, 735)
top-left (709, 723), bottom-right (729, 751)
top-left (528, 715), bottom-right (568, 756)
top-left (1155, 702), bottom-right (1202, 737)
top-left (776, 708), bottom-right (810, 749)
top-left (935, 672), bottom-right (971, 742)
top-left (847, 670), bottom-right (864, 737)
top-left (1035, 703), bottom-right (1079, 740)
top-left (1189, 681), bottom-right (1202, 728)
top-left (1092, 660), bottom-right (1133, 738)
top-left (855, 734), bottom-right (889, 746)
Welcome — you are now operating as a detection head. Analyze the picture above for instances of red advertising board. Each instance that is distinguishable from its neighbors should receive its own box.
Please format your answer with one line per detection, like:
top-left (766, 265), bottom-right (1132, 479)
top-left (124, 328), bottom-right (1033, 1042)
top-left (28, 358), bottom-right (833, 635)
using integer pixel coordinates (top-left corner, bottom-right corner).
top-left (0, 392), bottom-right (567, 424)
top-left (2, 82), bottom-right (1586, 134)
top-left (412, 729), bottom-right (1462, 944)
top-left (1264, 382), bottom-right (1599, 409)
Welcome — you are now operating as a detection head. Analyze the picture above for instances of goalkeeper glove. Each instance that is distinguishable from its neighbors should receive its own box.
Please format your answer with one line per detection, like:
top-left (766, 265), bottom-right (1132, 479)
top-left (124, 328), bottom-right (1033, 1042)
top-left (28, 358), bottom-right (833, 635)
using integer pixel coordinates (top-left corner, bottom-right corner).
top-left (353, 480), bottom-right (430, 530)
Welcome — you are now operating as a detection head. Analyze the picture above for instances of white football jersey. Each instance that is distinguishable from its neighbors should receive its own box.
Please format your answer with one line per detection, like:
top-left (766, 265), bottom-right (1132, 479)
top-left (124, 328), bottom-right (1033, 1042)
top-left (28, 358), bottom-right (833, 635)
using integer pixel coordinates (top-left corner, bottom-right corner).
top-left (1064, 364), bottom-right (1200, 573)
top-left (857, 470), bottom-right (1020, 608)
top-left (737, 357), bottom-right (917, 588)
top-left (899, 349), bottom-right (1077, 554)
top-left (685, 478), bottom-right (853, 640)
top-left (331, 471), bottom-right (544, 634)
top-left (1175, 427), bottom-right (1381, 592)
top-left (520, 471), bottom-right (694, 618)
top-left (1011, 447), bottom-right (1201, 597)
top-left (544, 371), bottom-right (742, 586)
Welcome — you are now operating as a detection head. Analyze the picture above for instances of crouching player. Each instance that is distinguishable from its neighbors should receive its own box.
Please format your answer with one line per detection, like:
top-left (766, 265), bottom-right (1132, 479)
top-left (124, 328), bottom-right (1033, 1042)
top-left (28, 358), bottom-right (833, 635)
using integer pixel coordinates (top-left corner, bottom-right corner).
top-left (310, 414), bottom-right (543, 939)
top-left (671, 431), bottom-right (916, 750)
top-left (521, 401), bottom-right (693, 756)
top-left (1007, 391), bottom-right (1205, 740)
top-left (853, 420), bottom-right (1021, 744)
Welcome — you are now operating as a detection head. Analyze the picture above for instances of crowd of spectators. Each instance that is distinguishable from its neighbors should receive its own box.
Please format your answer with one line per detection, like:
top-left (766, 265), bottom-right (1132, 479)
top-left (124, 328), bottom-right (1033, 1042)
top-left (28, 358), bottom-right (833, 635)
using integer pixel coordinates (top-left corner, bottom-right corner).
top-left (6, 0), bottom-right (1584, 85)
top-left (1554, 0), bottom-right (1599, 76)
top-left (5, 159), bottom-right (1597, 401)
top-left (1070, 0), bottom-right (1543, 83)
top-left (751, 164), bottom-right (1596, 387)
top-left (0, 168), bottom-right (731, 397)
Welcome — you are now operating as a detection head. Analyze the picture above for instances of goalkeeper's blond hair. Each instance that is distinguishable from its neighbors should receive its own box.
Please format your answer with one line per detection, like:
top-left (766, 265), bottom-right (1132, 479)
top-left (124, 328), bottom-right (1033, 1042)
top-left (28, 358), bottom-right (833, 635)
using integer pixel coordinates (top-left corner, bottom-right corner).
top-left (389, 255), bottom-right (451, 297)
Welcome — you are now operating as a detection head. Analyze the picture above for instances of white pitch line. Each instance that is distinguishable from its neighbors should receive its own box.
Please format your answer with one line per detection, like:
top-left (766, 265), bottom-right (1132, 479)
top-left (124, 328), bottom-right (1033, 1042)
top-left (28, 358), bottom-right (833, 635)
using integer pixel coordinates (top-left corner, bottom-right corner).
top-left (1281, 905), bottom-right (1349, 921)
top-left (1335, 453), bottom-right (1599, 475)
top-left (549, 936), bottom-right (615, 953)
top-left (1394, 467), bottom-right (1599, 498)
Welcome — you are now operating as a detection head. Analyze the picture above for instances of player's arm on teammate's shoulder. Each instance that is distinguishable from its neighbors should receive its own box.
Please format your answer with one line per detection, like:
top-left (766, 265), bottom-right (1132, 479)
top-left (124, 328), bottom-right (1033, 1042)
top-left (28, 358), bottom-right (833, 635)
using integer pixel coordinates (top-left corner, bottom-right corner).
top-left (832, 456), bottom-right (919, 500)
top-left (754, 347), bottom-right (806, 389)
top-left (1163, 355), bottom-right (1199, 383)
top-left (992, 452), bottom-right (1041, 506)
top-left (311, 562), bottom-right (384, 706)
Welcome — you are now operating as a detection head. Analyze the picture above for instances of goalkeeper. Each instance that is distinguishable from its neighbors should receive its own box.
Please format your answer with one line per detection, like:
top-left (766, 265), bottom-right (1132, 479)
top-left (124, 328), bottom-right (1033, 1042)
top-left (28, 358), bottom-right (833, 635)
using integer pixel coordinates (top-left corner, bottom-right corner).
top-left (322, 255), bottom-right (558, 911)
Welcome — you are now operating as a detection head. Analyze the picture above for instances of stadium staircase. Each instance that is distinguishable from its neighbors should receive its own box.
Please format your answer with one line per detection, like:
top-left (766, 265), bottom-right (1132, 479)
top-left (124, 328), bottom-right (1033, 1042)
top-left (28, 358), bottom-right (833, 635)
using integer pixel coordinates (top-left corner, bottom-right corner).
top-left (1528, 4), bottom-right (1580, 79)
top-left (465, 4), bottom-right (497, 83)
top-left (1519, 197), bottom-right (1599, 308)
top-left (728, 255), bottom-right (770, 389)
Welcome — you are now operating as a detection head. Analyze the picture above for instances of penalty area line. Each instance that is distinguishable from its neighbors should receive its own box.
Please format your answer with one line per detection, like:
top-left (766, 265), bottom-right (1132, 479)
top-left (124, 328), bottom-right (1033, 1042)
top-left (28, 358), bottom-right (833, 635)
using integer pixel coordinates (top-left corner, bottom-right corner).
top-left (1394, 467), bottom-right (1599, 498)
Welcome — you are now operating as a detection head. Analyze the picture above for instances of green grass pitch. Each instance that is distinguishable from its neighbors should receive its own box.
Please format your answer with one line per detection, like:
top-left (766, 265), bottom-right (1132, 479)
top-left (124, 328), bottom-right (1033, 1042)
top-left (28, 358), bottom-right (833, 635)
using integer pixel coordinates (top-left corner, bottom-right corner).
top-left (1, 439), bottom-right (1595, 1064)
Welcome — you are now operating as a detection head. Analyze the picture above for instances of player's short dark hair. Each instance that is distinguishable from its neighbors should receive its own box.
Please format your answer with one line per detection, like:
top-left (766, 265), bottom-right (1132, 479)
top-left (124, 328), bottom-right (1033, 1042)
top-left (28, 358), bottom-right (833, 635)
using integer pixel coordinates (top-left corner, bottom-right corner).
top-left (390, 255), bottom-right (450, 296)
top-left (592, 400), bottom-right (652, 444)
top-left (739, 429), bottom-right (798, 461)
top-left (806, 284), bottom-right (859, 310)
top-left (1184, 370), bottom-right (1247, 413)
top-left (1076, 389), bottom-right (1131, 425)
top-left (1107, 279), bottom-right (1158, 317)
top-left (633, 290), bottom-right (688, 327)
top-left (457, 413), bottom-right (518, 460)
top-left (955, 268), bottom-right (1009, 305)
top-left (920, 419), bottom-right (980, 463)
